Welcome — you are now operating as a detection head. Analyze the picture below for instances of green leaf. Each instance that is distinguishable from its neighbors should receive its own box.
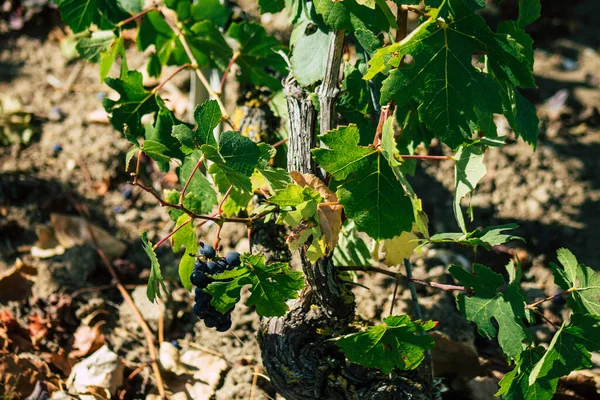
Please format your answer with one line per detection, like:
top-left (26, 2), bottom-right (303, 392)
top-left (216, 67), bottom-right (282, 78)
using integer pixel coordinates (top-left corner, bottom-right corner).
top-left (427, 223), bottom-right (524, 250)
top-left (201, 131), bottom-right (262, 193)
top-left (454, 144), bottom-right (486, 233)
top-left (164, 189), bottom-right (185, 221)
top-left (76, 30), bottom-right (116, 63)
top-left (366, 0), bottom-right (535, 148)
top-left (205, 254), bottom-right (304, 316)
top-left (496, 347), bottom-right (557, 400)
top-left (498, 314), bottom-right (600, 399)
top-left (333, 221), bottom-right (374, 266)
top-left (141, 231), bottom-right (167, 303)
top-left (53, 0), bottom-right (128, 33)
top-left (178, 151), bottom-right (218, 214)
top-left (191, 0), bottom-right (231, 27)
top-left (450, 263), bottom-right (530, 358)
top-left (313, 125), bottom-right (414, 240)
top-left (258, 0), bottom-right (285, 14)
top-left (500, 82), bottom-right (539, 148)
top-left (103, 70), bottom-right (159, 141)
top-left (291, 28), bottom-right (330, 87)
top-left (53, 0), bottom-right (98, 33)
top-left (171, 215), bottom-right (196, 291)
top-left (140, 139), bottom-right (171, 166)
top-left (125, 147), bottom-right (138, 172)
top-left (117, 0), bottom-right (144, 13)
top-left (314, 0), bottom-right (394, 33)
top-left (550, 248), bottom-right (600, 316)
top-left (100, 36), bottom-right (125, 81)
top-left (517, 0), bottom-right (541, 27)
top-left (172, 99), bottom-right (220, 154)
top-left (336, 315), bottom-right (436, 373)
top-left (144, 98), bottom-right (186, 166)
top-left (227, 22), bottom-right (288, 90)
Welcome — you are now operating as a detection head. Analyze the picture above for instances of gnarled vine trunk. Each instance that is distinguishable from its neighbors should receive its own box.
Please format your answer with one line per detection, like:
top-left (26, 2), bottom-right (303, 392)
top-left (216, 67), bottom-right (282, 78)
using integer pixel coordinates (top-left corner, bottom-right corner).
top-left (257, 31), bottom-right (434, 399)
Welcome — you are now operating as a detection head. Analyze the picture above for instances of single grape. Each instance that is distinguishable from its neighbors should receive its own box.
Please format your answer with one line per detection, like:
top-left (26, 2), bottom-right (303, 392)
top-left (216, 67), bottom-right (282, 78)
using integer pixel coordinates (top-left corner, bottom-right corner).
top-left (215, 316), bottom-right (232, 332)
top-left (194, 259), bottom-right (207, 272)
top-left (206, 261), bottom-right (218, 274)
top-left (193, 302), bottom-right (209, 317)
top-left (200, 244), bottom-right (216, 259)
top-left (552, 290), bottom-right (567, 306)
top-left (225, 251), bottom-right (241, 267)
top-left (170, 340), bottom-right (181, 349)
top-left (191, 271), bottom-right (211, 288)
top-left (216, 260), bottom-right (228, 273)
top-left (204, 314), bottom-right (219, 328)
top-left (121, 187), bottom-right (133, 200)
top-left (195, 289), bottom-right (212, 303)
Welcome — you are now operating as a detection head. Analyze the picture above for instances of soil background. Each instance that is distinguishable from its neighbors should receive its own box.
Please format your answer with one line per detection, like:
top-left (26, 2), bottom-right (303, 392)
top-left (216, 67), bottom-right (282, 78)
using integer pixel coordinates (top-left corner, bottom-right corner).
top-left (0, 0), bottom-right (599, 399)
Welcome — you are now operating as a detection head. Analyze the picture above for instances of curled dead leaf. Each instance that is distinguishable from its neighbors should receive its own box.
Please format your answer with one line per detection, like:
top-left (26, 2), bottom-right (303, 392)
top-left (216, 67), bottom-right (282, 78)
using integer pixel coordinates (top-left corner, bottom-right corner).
top-left (69, 323), bottom-right (106, 359)
top-left (0, 258), bottom-right (36, 301)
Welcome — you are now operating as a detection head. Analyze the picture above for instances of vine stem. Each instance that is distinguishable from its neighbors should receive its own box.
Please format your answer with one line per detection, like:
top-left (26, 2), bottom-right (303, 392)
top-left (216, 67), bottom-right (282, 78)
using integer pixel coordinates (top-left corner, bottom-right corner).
top-left (397, 154), bottom-right (453, 161)
top-left (179, 154), bottom-right (205, 204)
top-left (218, 185), bottom-right (234, 215)
top-left (219, 52), bottom-right (240, 95)
top-left (152, 63), bottom-right (191, 94)
top-left (526, 288), bottom-right (575, 309)
top-left (158, 6), bottom-right (235, 129)
top-left (69, 198), bottom-right (166, 399)
top-left (338, 265), bottom-right (466, 292)
top-left (153, 217), bottom-right (192, 250)
top-left (400, 4), bottom-right (429, 18)
top-left (117, 7), bottom-right (156, 27)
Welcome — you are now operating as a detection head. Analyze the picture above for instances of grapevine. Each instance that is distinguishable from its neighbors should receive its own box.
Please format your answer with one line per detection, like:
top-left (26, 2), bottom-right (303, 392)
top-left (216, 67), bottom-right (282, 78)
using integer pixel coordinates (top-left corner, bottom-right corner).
top-left (47, 0), bottom-right (600, 399)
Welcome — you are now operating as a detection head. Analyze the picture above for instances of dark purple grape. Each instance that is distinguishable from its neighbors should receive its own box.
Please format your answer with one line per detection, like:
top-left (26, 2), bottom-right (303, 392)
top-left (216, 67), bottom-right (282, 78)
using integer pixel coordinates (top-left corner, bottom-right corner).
top-left (225, 252), bottom-right (241, 267)
top-left (193, 302), bottom-right (209, 317)
top-left (121, 187), bottom-right (133, 200)
top-left (215, 316), bottom-right (232, 332)
top-left (191, 271), bottom-right (210, 288)
top-left (194, 260), bottom-right (207, 272)
top-left (204, 314), bottom-right (219, 328)
top-left (206, 261), bottom-right (218, 274)
top-left (170, 340), bottom-right (181, 349)
top-left (552, 290), bottom-right (567, 306)
top-left (216, 260), bottom-right (228, 273)
top-left (200, 244), bottom-right (216, 259)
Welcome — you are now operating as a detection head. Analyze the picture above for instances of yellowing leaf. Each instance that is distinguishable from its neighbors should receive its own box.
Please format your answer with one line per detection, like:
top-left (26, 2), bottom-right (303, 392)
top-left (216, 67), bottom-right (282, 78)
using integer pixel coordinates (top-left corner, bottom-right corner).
top-left (372, 231), bottom-right (419, 266)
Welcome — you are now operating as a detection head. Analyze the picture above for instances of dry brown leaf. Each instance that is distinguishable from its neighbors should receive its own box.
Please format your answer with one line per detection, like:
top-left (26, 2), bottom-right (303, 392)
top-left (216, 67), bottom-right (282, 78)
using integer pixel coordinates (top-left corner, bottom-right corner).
top-left (41, 349), bottom-right (72, 376)
top-left (28, 315), bottom-right (50, 347)
top-left (0, 258), bottom-right (36, 301)
top-left (0, 354), bottom-right (60, 399)
top-left (69, 323), bottom-right (105, 359)
top-left (48, 213), bottom-right (126, 260)
top-left (290, 172), bottom-right (343, 249)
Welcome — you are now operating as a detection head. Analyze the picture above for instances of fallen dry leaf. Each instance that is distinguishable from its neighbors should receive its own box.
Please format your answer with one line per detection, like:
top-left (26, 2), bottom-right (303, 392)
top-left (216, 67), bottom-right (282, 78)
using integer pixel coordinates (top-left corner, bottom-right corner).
top-left (69, 323), bottom-right (105, 359)
top-left (67, 345), bottom-right (124, 399)
top-left (0, 258), bottom-right (36, 301)
top-left (32, 214), bottom-right (126, 261)
top-left (28, 314), bottom-right (50, 347)
top-left (0, 353), bottom-right (60, 399)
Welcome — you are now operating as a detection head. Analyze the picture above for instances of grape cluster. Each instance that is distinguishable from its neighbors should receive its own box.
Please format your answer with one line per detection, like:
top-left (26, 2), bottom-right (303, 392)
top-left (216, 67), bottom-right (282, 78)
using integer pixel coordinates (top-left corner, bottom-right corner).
top-left (190, 244), bottom-right (241, 332)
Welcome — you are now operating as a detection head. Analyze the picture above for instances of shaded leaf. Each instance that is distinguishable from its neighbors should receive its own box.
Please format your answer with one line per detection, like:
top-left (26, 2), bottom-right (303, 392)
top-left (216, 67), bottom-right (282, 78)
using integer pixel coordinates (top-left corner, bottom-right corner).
top-left (171, 215), bottom-right (196, 291)
top-left (454, 144), bottom-right (486, 233)
top-left (141, 231), bottom-right (166, 303)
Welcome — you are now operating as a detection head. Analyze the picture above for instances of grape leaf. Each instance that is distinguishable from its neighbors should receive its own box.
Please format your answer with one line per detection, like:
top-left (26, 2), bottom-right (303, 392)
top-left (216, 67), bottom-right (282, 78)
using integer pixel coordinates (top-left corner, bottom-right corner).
top-left (496, 347), bottom-right (557, 400)
top-left (76, 30), bottom-right (116, 63)
top-left (336, 315), bottom-right (436, 373)
top-left (426, 224), bottom-right (524, 251)
top-left (140, 140), bottom-right (170, 166)
top-left (551, 248), bottom-right (600, 316)
top-left (333, 221), bottom-right (374, 267)
top-left (517, 0), bottom-right (541, 27)
top-left (100, 36), bottom-right (125, 81)
top-left (313, 0), bottom-right (395, 32)
top-left (372, 231), bottom-right (419, 266)
top-left (52, 0), bottom-right (129, 33)
top-left (171, 215), bottom-right (196, 291)
top-left (450, 263), bottom-right (530, 358)
top-left (164, 189), bottom-right (185, 221)
top-left (201, 131), bottom-right (261, 193)
top-left (498, 314), bottom-right (600, 399)
top-left (141, 231), bottom-right (167, 303)
top-left (291, 27), bottom-right (330, 87)
top-left (380, 118), bottom-right (429, 237)
top-left (227, 22), bottom-right (287, 90)
top-left (454, 144), bottom-right (486, 233)
top-left (172, 99), bottom-right (220, 154)
top-left (313, 125), bottom-right (414, 240)
top-left (366, 0), bottom-right (535, 149)
top-left (178, 151), bottom-right (218, 214)
top-left (206, 254), bottom-right (304, 316)
top-left (117, 0), bottom-right (143, 13)
top-left (258, 0), bottom-right (285, 14)
top-left (191, 0), bottom-right (231, 27)
top-left (103, 70), bottom-right (159, 141)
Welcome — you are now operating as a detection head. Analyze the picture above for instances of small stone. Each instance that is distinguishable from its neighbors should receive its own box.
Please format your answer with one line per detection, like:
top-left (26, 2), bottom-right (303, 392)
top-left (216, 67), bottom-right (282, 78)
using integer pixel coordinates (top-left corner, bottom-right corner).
top-left (48, 106), bottom-right (65, 122)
